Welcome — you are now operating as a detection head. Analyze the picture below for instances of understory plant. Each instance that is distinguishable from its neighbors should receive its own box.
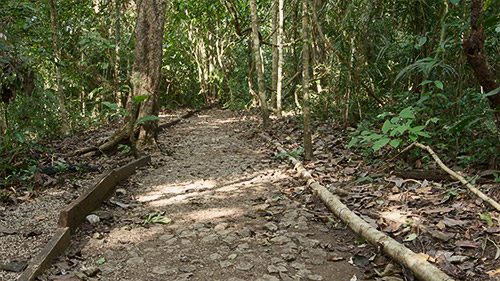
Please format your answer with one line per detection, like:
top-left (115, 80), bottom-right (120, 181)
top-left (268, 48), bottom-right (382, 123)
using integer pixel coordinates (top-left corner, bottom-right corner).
top-left (348, 106), bottom-right (438, 152)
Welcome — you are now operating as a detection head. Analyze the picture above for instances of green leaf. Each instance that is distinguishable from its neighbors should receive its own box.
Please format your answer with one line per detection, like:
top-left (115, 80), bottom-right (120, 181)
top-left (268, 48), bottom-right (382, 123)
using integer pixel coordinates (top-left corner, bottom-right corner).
top-left (410, 125), bottom-right (425, 133)
top-left (434, 80), bottom-right (444, 90)
top-left (416, 131), bottom-right (430, 138)
top-left (450, 0), bottom-right (459, 5)
top-left (354, 238), bottom-right (366, 244)
top-left (480, 213), bottom-right (494, 227)
top-left (96, 257), bottom-right (106, 265)
top-left (382, 120), bottom-right (393, 134)
top-left (136, 115), bottom-right (161, 126)
top-left (373, 138), bottom-right (390, 151)
top-left (390, 139), bottom-right (401, 148)
top-left (409, 134), bottom-right (418, 141)
top-left (419, 80), bottom-right (434, 86)
top-left (390, 117), bottom-right (400, 124)
top-left (484, 86), bottom-right (500, 98)
top-left (395, 124), bottom-right (409, 134)
top-left (133, 95), bottom-right (150, 104)
top-left (404, 233), bottom-right (418, 242)
top-left (347, 137), bottom-right (359, 149)
top-left (102, 102), bottom-right (127, 115)
top-left (399, 107), bottom-right (415, 119)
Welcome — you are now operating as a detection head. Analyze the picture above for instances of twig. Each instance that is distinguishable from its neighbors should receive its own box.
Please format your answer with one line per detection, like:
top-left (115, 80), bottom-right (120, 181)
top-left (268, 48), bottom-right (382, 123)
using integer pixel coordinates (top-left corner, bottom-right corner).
top-left (414, 142), bottom-right (500, 212)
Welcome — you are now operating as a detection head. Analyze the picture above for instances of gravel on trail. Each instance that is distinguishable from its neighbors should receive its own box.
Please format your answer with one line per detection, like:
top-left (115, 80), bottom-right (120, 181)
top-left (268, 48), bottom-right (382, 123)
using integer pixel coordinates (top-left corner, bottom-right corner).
top-left (7, 109), bottom-right (378, 281)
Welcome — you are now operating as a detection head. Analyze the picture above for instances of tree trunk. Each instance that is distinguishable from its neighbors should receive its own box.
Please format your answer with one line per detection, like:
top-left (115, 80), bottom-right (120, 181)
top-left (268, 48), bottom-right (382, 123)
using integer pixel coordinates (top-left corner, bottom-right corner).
top-left (276, 0), bottom-right (284, 118)
top-left (463, 0), bottom-right (500, 128)
top-left (302, 0), bottom-right (312, 160)
top-left (250, 0), bottom-right (270, 129)
top-left (128, 0), bottom-right (167, 147)
top-left (48, 0), bottom-right (70, 135)
top-left (271, 0), bottom-right (278, 108)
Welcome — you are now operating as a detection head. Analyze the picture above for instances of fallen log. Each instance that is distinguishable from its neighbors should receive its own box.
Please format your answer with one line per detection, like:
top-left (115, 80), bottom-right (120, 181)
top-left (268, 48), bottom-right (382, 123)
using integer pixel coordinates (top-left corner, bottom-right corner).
top-left (260, 133), bottom-right (454, 281)
top-left (414, 142), bottom-right (500, 212)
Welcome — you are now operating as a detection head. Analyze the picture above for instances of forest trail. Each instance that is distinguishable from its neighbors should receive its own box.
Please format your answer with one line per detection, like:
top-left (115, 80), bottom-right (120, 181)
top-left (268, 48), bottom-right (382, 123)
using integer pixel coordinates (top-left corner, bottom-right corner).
top-left (40, 109), bottom-right (368, 281)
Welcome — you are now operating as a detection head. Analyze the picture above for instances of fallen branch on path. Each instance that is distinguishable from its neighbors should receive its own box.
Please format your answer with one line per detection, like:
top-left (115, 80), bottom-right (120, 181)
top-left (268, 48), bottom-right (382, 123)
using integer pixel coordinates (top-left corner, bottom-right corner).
top-left (260, 133), bottom-right (454, 281)
top-left (413, 142), bottom-right (500, 212)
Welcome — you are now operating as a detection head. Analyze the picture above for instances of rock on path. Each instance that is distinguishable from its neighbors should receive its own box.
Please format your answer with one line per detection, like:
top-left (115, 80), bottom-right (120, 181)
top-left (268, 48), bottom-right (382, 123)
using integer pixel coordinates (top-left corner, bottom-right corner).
top-left (40, 109), bottom-right (365, 281)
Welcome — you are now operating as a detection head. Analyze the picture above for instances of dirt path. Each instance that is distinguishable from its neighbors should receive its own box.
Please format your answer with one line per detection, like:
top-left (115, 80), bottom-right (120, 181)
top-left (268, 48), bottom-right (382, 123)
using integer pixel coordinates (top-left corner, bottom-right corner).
top-left (40, 109), bottom-right (371, 281)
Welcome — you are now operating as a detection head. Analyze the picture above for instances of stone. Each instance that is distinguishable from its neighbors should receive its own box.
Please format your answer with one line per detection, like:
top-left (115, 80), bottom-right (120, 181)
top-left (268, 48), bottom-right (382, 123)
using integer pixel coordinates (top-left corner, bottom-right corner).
top-left (214, 223), bottom-right (228, 232)
top-left (86, 214), bottom-right (100, 224)
top-left (235, 262), bottom-right (254, 271)
top-left (220, 261), bottom-right (233, 268)
top-left (308, 274), bottom-right (324, 281)
top-left (237, 227), bottom-right (252, 237)
top-left (257, 275), bottom-right (280, 281)
top-left (270, 235), bottom-right (292, 244)
top-left (82, 267), bottom-right (100, 277)
top-left (227, 254), bottom-right (238, 260)
top-left (152, 266), bottom-right (168, 275)
top-left (267, 264), bottom-right (288, 273)
top-left (201, 234), bottom-right (219, 243)
top-left (125, 257), bottom-right (144, 265)
top-left (159, 234), bottom-right (175, 241)
top-left (209, 253), bottom-right (222, 261)
top-left (264, 222), bottom-right (278, 232)
top-left (0, 260), bottom-right (28, 272)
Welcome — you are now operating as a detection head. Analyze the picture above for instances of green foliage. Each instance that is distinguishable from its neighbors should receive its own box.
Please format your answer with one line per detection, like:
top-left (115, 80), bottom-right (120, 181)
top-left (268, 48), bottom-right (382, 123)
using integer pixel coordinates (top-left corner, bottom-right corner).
top-left (143, 211), bottom-right (172, 225)
top-left (348, 106), bottom-right (438, 152)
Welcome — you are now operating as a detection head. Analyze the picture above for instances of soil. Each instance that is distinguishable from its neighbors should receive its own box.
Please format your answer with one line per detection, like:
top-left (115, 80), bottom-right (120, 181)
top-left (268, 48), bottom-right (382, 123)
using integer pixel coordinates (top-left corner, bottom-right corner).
top-left (1, 108), bottom-right (498, 281)
top-left (33, 109), bottom-right (384, 281)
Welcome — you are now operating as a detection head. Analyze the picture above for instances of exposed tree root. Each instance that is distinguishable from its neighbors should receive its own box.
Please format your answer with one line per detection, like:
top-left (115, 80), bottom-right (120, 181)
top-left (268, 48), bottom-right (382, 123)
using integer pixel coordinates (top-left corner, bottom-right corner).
top-left (70, 106), bottom-right (213, 156)
top-left (260, 133), bottom-right (453, 281)
top-left (414, 142), bottom-right (500, 212)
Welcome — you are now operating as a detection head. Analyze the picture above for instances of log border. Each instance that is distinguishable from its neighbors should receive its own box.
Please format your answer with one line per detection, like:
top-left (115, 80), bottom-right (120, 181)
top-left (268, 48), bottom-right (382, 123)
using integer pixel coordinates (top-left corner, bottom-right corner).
top-left (18, 156), bottom-right (151, 281)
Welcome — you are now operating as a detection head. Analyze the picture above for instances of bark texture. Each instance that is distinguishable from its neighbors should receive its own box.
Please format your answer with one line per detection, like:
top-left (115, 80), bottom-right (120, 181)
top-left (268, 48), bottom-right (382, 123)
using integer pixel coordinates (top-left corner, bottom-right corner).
top-left (129, 0), bottom-right (167, 147)
top-left (463, 0), bottom-right (500, 126)
top-left (302, 0), bottom-right (312, 159)
top-left (250, 0), bottom-right (270, 129)
top-left (276, 0), bottom-right (284, 117)
top-left (48, 0), bottom-right (70, 135)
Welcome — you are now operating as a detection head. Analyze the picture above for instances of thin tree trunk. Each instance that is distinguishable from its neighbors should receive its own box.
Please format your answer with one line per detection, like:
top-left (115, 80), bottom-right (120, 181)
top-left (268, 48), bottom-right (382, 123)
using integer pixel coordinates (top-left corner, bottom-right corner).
top-left (271, 0), bottom-right (278, 108)
top-left (463, 0), bottom-right (500, 128)
top-left (302, 0), bottom-right (312, 160)
top-left (48, 0), bottom-right (70, 135)
top-left (276, 0), bottom-right (284, 117)
top-left (250, 0), bottom-right (270, 129)
top-left (128, 0), bottom-right (167, 147)
top-left (114, 0), bottom-right (124, 108)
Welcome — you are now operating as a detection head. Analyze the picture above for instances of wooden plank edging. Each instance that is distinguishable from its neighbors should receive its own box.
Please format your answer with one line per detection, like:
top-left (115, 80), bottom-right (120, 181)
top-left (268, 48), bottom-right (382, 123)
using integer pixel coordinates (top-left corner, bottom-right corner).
top-left (18, 156), bottom-right (151, 281)
top-left (18, 227), bottom-right (70, 281)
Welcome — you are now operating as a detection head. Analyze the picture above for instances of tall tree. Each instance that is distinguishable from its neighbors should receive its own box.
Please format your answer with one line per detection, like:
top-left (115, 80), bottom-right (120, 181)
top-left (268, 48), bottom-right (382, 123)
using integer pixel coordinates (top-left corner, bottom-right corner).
top-left (302, 0), bottom-right (312, 159)
top-left (250, 0), bottom-right (270, 129)
top-left (276, 0), bottom-right (284, 117)
top-left (271, 0), bottom-right (278, 108)
top-left (129, 0), bottom-right (167, 147)
top-left (98, 0), bottom-right (167, 154)
top-left (463, 0), bottom-right (500, 128)
top-left (48, 0), bottom-right (70, 135)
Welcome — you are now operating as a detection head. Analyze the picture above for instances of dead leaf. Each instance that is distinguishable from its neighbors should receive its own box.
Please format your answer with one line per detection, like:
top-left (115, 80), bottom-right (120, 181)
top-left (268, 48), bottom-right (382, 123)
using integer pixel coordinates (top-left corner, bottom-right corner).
top-left (487, 268), bottom-right (500, 276)
top-left (455, 240), bottom-right (480, 248)
top-left (35, 215), bottom-right (46, 221)
top-left (344, 167), bottom-right (356, 175)
top-left (420, 207), bottom-right (453, 214)
top-left (327, 256), bottom-right (345, 262)
top-left (485, 226), bottom-right (500, 233)
top-left (441, 217), bottom-right (468, 227)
